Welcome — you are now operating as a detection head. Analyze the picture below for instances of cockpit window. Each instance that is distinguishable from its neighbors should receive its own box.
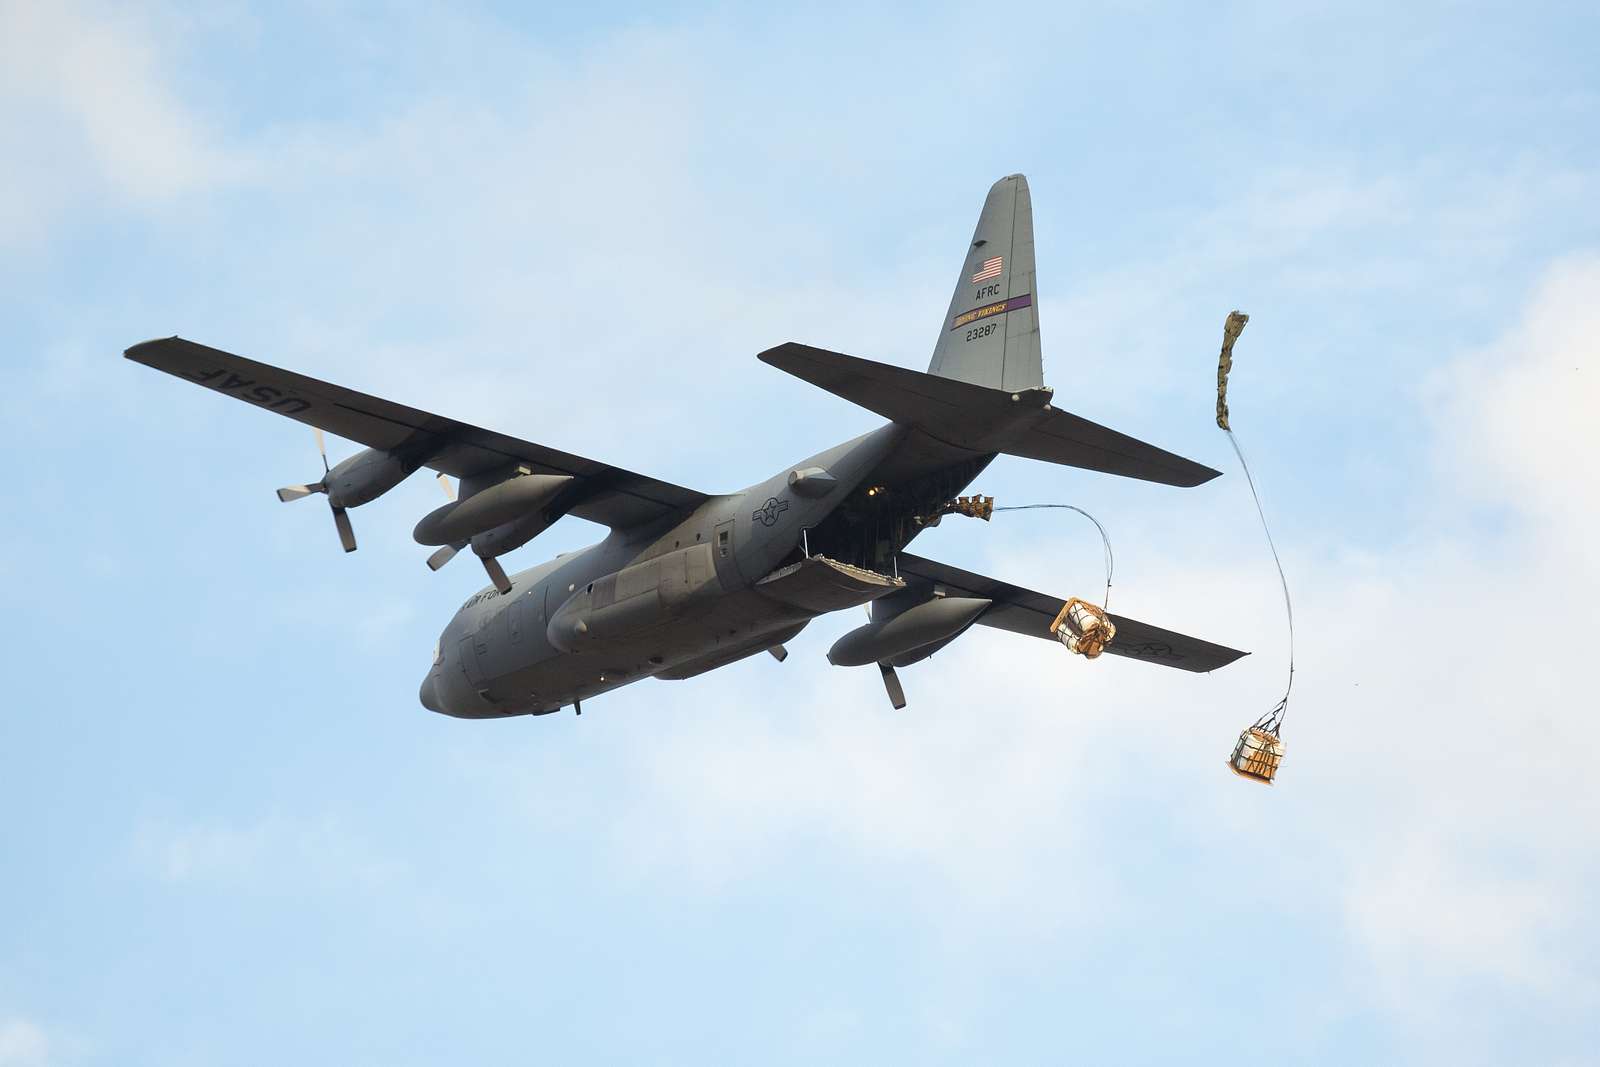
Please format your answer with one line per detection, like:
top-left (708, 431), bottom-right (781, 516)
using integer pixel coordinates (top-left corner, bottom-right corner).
top-left (432, 640), bottom-right (442, 666)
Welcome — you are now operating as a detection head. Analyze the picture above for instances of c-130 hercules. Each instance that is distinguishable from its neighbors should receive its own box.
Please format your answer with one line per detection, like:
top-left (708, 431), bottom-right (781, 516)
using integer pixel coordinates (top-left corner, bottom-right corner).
top-left (127, 175), bottom-right (1245, 718)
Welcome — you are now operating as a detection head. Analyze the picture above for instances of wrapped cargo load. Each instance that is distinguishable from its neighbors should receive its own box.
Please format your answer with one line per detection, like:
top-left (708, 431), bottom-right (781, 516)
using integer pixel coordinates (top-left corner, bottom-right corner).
top-left (1229, 723), bottom-right (1286, 784)
top-left (1050, 597), bottom-right (1116, 659)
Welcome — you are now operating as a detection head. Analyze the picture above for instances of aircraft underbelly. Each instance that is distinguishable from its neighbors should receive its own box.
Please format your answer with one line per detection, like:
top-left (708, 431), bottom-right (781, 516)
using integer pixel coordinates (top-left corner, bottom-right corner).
top-left (472, 587), bottom-right (809, 714)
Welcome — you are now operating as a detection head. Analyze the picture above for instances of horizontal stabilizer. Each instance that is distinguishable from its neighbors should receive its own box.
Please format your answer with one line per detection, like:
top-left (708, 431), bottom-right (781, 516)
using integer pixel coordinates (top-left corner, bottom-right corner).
top-left (759, 342), bottom-right (1220, 488)
top-left (894, 552), bottom-right (1247, 673)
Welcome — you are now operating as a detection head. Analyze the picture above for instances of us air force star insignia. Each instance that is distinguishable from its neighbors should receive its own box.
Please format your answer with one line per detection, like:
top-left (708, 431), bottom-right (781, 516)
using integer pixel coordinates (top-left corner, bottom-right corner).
top-left (752, 496), bottom-right (790, 527)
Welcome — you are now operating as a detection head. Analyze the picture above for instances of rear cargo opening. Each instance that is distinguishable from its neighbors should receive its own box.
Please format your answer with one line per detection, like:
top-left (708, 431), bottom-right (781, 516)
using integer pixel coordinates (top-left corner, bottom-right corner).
top-left (781, 454), bottom-right (991, 574)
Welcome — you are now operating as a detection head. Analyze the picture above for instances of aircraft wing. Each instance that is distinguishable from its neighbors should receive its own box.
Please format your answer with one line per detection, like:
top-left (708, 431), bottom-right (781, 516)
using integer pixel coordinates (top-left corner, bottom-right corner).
top-left (125, 337), bottom-right (710, 529)
top-left (894, 552), bottom-right (1247, 673)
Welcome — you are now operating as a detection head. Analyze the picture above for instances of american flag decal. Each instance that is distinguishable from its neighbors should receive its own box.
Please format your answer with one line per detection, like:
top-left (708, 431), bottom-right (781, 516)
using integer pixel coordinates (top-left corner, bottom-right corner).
top-left (970, 256), bottom-right (1003, 283)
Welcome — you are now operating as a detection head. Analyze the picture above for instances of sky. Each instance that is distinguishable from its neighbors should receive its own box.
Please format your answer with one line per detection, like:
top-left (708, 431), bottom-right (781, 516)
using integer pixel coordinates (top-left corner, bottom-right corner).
top-left (2, 1), bottom-right (1598, 1063)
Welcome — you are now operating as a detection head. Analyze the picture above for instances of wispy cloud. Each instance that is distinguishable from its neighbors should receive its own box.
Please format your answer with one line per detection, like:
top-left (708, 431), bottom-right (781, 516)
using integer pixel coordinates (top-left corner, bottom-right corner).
top-left (131, 812), bottom-right (404, 892)
top-left (6, 4), bottom-right (1599, 1062)
top-left (0, 1019), bottom-right (51, 1067)
top-left (0, 2), bottom-right (246, 244)
top-left (462, 255), bottom-right (1600, 1058)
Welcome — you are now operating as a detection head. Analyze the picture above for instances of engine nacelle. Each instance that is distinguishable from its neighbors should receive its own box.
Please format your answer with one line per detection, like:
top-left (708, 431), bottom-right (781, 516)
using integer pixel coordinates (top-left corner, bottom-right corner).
top-left (324, 448), bottom-right (415, 508)
top-left (413, 474), bottom-right (572, 546)
top-left (471, 510), bottom-right (559, 560)
top-left (826, 596), bottom-right (992, 667)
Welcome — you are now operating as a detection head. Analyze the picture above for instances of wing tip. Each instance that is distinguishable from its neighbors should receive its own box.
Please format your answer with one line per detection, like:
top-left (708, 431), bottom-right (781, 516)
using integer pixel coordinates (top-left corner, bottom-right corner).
top-left (1179, 463), bottom-right (1225, 488)
top-left (1184, 646), bottom-right (1249, 673)
top-left (756, 341), bottom-right (814, 367)
top-left (1209, 647), bottom-right (1250, 672)
top-left (123, 336), bottom-right (182, 362)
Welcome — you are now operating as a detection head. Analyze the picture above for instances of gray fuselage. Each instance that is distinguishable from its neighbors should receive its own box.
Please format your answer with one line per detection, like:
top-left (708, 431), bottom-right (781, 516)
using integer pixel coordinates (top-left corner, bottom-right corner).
top-left (420, 422), bottom-right (992, 718)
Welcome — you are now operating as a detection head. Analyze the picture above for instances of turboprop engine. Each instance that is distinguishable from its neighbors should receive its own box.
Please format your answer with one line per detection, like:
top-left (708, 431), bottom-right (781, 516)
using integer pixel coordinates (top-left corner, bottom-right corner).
top-left (828, 595), bottom-right (992, 709)
top-left (827, 595), bottom-right (992, 667)
top-left (414, 473), bottom-right (572, 593)
top-left (275, 429), bottom-right (417, 552)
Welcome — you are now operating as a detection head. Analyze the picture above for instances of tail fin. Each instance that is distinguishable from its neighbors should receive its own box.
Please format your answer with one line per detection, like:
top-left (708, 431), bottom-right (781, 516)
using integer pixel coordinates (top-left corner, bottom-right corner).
top-left (927, 174), bottom-right (1043, 393)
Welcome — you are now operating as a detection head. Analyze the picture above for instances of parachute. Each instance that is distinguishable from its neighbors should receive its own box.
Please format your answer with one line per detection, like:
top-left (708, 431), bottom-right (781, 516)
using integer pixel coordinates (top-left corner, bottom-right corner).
top-left (1216, 310), bottom-right (1249, 431)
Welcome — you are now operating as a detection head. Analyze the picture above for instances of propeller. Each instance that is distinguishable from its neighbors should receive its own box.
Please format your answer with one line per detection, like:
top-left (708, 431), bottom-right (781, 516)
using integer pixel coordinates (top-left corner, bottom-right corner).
top-left (330, 506), bottom-right (357, 553)
top-left (427, 549), bottom-right (515, 592)
top-left (274, 483), bottom-right (320, 502)
top-left (427, 542), bottom-right (513, 593)
top-left (878, 662), bottom-right (907, 710)
top-left (274, 428), bottom-right (329, 502)
top-left (423, 477), bottom-right (465, 570)
top-left (419, 473), bottom-right (510, 592)
top-left (275, 428), bottom-right (357, 553)
top-left (426, 542), bottom-right (465, 571)
top-left (481, 556), bottom-right (513, 595)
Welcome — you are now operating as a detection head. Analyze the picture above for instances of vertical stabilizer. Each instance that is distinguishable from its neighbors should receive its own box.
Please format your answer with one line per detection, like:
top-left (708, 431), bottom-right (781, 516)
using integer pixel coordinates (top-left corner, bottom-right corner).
top-left (927, 174), bottom-right (1043, 393)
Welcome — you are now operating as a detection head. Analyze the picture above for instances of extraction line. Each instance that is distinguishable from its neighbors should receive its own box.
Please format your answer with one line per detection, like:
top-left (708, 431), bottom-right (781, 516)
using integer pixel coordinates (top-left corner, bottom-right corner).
top-left (1225, 428), bottom-right (1294, 735)
top-left (993, 503), bottom-right (1114, 610)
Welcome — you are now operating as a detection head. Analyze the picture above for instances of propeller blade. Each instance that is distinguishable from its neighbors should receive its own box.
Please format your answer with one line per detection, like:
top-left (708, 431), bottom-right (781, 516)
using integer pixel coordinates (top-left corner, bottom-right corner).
top-left (279, 430), bottom-right (332, 504)
top-left (331, 505), bottom-right (358, 553)
top-left (481, 555), bottom-right (512, 594)
top-left (426, 541), bottom-right (465, 571)
top-left (275, 483), bottom-right (322, 503)
top-left (878, 662), bottom-right (907, 710)
top-left (437, 473), bottom-right (456, 500)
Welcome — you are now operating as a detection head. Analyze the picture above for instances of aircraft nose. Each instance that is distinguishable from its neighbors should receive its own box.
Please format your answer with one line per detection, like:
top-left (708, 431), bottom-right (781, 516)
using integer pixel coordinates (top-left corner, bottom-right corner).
top-left (418, 674), bottom-right (443, 713)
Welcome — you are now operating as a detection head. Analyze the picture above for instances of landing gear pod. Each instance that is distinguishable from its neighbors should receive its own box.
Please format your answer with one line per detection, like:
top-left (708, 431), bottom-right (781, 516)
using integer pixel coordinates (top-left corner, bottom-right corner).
top-left (1228, 726), bottom-right (1285, 785)
top-left (1049, 597), bottom-right (1115, 658)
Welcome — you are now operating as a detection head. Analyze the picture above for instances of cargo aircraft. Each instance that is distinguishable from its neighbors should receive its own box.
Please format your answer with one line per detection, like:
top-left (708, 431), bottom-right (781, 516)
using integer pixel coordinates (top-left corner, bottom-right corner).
top-left (126, 175), bottom-right (1246, 718)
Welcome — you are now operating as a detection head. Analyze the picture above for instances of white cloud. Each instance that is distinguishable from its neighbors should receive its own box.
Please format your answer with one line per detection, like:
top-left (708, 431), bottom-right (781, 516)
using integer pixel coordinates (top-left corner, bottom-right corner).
top-left (132, 813), bottom-right (404, 891)
top-left (57, 14), bottom-right (945, 478)
top-left (1345, 839), bottom-right (1579, 1004)
top-left (10, 7), bottom-right (1594, 1056)
top-left (0, 1019), bottom-right (50, 1067)
top-left (1436, 254), bottom-right (1600, 546)
top-left (1, 7), bottom-right (1597, 1067)
top-left (0, 1), bottom-right (243, 243)
top-left (460, 254), bottom-right (1600, 1057)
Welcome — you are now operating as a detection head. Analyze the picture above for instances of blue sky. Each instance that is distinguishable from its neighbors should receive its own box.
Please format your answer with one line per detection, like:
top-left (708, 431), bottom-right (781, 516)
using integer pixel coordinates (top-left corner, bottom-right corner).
top-left (3, 2), bottom-right (1598, 1063)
